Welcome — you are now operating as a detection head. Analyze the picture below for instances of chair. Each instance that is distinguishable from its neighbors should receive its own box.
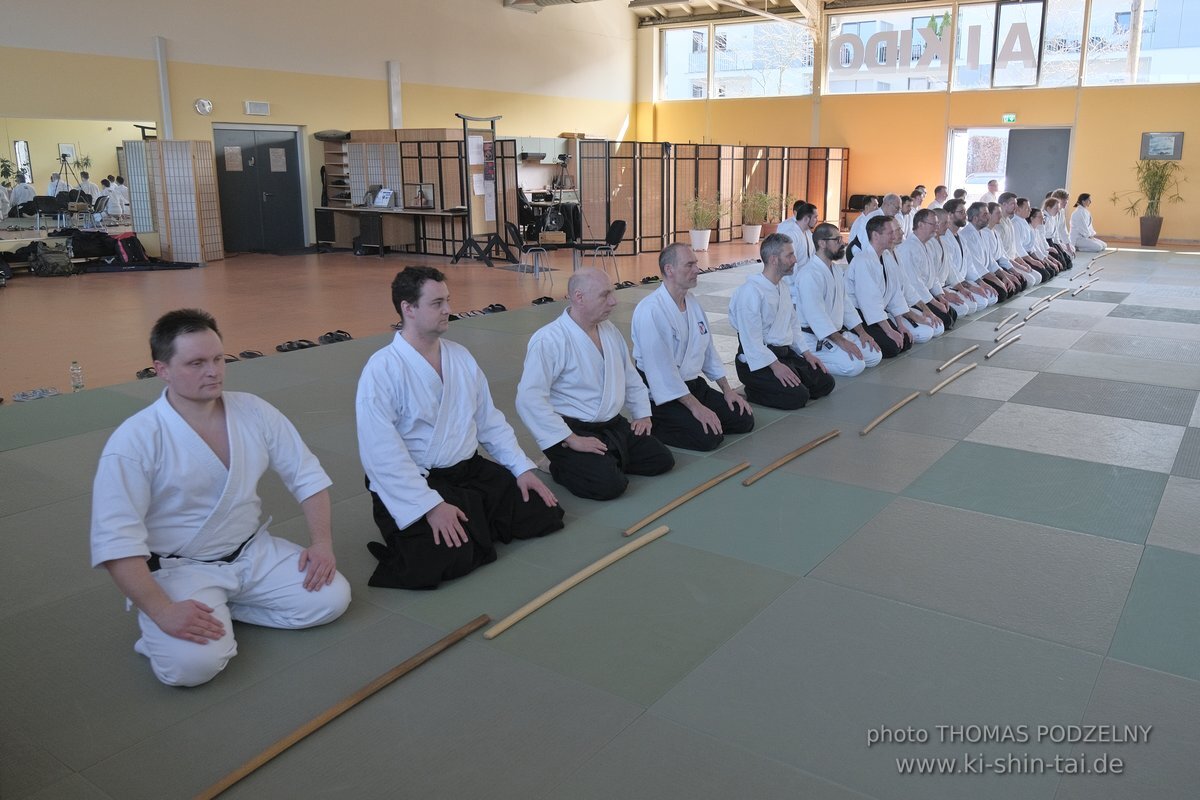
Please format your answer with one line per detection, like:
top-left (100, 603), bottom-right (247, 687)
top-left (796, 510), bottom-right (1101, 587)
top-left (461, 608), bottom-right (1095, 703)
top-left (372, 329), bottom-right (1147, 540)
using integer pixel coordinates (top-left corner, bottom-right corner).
top-left (516, 188), bottom-right (540, 240)
top-left (506, 221), bottom-right (548, 279)
top-left (87, 195), bottom-right (109, 230)
top-left (588, 219), bottom-right (626, 281)
top-left (32, 195), bottom-right (65, 230)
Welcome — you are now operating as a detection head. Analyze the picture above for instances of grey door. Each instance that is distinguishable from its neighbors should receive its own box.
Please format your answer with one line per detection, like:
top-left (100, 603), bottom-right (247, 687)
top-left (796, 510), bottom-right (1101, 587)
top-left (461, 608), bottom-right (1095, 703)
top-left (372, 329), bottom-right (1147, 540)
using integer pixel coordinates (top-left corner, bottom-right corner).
top-left (1004, 128), bottom-right (1071, 204)
top-left (214, 128), bottom-right (305, 252)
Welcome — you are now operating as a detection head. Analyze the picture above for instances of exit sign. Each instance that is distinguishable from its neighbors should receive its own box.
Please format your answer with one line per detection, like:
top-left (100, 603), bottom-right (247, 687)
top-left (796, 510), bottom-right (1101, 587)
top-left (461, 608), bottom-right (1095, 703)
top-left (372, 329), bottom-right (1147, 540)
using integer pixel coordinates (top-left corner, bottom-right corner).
top-left (1002, 113), bottom-right (1017, 123)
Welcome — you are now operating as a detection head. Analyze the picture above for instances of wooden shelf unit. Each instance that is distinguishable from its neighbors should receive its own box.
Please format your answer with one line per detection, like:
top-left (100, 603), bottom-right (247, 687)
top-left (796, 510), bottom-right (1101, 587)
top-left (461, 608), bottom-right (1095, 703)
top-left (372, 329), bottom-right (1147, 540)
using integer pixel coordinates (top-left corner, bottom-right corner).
top-left (323, 140), bottom-right (351, 207)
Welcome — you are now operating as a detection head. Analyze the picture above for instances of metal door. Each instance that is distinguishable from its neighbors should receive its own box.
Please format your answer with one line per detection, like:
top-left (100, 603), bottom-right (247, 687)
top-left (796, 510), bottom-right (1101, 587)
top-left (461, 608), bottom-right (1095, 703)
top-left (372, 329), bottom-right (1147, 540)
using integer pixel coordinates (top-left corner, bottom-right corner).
top-left (214, 128), bottom-right (305, 252)
top-left (1005, 129), bottom-right (1071, 207)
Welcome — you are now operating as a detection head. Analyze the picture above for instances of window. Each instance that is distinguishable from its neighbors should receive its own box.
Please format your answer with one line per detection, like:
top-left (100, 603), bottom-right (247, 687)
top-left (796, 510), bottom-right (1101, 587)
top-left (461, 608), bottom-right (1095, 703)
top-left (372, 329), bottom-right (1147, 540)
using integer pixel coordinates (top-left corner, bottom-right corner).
top-left (667, 20), bottom-right (814, 101)
top-left (993, 1), bottom-right (1044, 87)
top-left (662, 27), bottom-right (708, 100)
top-left (826, 7), bottom-right (951, 94)
top-left (1085, 0), bottom-right (1200, 85)
top-left (1039, 0), bottom-right (1086, 88)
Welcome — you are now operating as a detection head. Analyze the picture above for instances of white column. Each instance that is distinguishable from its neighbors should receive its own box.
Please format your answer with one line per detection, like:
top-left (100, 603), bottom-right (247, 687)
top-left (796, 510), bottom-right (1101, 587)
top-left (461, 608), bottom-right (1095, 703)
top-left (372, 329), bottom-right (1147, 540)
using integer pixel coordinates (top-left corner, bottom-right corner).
top-left (387, 61), bottom-right (403, 128)
top-left (154, 36), bottom-right (173, 139)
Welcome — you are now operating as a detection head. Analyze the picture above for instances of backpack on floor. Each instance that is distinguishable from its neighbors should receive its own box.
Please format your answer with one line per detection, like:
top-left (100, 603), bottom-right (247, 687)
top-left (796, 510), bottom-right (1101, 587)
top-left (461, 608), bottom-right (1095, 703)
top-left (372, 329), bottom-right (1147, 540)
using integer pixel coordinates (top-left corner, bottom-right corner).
top-left (71, 230), bottom-right (117, 259)
top-left (114, 232), bottom-right (148, 264)
top-left (29, 242), bottom-right (78, 277)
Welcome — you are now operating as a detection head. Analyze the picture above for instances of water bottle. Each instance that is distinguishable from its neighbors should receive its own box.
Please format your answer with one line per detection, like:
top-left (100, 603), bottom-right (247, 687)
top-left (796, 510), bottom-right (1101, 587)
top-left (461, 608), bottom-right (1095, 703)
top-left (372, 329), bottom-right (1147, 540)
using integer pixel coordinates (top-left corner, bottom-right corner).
top-left (70, 361), bottom-right (85, 392)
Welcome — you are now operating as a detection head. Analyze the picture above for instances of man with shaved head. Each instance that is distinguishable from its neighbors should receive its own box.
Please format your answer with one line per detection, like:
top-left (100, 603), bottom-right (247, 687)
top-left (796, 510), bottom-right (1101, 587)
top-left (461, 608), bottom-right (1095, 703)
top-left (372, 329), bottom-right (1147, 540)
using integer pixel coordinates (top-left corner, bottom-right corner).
top-left (517, 267), bottom-right (674, 500)
top-left (632, 243), bottom-right (754, 452)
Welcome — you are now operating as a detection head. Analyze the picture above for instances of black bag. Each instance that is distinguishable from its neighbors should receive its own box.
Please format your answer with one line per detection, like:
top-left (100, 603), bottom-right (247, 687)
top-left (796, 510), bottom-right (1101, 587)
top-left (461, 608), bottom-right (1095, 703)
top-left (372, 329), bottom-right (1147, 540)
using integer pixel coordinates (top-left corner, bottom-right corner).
top-left (114, 232), bottom-right (149, 264)
top-left (29, 242), bottom-right (78, 277)
top-left (72, 230), bottom-right (117, 258)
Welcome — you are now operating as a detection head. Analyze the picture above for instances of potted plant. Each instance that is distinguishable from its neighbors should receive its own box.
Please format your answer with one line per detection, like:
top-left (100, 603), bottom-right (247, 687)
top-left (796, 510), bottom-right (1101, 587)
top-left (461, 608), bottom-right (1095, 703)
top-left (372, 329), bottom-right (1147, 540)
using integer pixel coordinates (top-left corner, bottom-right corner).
top-left (72, 154), bottom-right (93, 172)
top-left (0, 155), bottom-right (16, 189)
top-left (1110, 159), bottom-right (1185, 247)
top-left (738, 191), bottom-right (776, 245)
top-left (684, 195), bottom-right (724, 252)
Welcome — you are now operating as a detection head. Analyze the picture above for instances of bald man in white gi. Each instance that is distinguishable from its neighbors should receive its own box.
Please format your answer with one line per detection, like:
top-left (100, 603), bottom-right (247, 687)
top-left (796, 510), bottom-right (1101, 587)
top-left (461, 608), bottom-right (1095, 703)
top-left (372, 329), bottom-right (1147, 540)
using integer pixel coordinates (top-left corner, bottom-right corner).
top-left (631, 244), bottom-right (754, 452)
top-left (518, 267), bottom-right (674, 500)
top-left (791, 222), bottom-right (882, 377)
top-left (91, 308), bottom-right (351, 687)
top-left (358, 267), bottom-right (564, 590)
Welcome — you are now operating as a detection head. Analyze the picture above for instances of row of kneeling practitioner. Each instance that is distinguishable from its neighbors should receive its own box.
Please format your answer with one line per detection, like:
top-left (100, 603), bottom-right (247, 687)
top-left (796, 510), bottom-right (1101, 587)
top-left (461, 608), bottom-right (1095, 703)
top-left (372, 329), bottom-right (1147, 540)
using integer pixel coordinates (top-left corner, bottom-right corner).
top-left (89, 189), bottom-right (1078, 685)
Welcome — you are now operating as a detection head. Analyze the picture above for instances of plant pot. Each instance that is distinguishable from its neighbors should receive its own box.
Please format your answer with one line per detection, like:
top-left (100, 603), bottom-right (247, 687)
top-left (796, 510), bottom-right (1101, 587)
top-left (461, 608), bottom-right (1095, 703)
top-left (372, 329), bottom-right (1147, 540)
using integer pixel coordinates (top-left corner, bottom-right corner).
top-left (1139, 216), bottom-right (1163, 247)
top-left (741, 224), bottom-right (763, 245)
top-left (760, 222), bottom-right (779, 237)
top-left (689, 229), bottom-right (712, 252)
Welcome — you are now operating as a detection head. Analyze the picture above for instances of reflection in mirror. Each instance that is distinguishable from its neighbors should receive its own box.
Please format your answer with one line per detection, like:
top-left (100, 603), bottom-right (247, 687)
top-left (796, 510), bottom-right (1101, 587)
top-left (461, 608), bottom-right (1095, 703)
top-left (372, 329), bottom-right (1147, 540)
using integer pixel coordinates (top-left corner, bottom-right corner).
top-left (1, 118), bottom-right (155, 237)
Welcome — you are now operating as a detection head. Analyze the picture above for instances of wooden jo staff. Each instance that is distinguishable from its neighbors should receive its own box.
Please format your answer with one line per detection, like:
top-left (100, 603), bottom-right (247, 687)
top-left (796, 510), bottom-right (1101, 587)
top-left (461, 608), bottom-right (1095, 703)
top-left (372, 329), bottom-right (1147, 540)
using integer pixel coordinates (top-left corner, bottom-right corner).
top-left (741, 430), bottom-right (839, 487)
top-left (995, 321), bottom-right (1026, 341)
top-left (484, 525), bottom-right (671, 640)
top-left (1046, 287), bottom-right (1072, 302)
top-left (994, 312), bottom-right (1019, 331)
top-left (623, 462), bottom-right (749, 536)
top-left (928, 363), bottom-right (977, 396)
top-left (860, 392), bottom-right (920, 436)
top-left (1024, 305), bottom-right (1049, 322)
top-left (936, 344), bottom-right (979, 372)
top-left (985, 334), bottom-right (1021, 359)
top-left (195, 614), bottom-right (491, 800)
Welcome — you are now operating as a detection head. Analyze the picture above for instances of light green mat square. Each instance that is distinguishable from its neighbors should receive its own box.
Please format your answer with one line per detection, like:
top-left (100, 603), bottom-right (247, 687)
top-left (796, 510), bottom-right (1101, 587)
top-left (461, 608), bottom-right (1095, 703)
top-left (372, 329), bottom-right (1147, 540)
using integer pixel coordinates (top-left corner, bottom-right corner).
top-left (0, 389), bottom-right (149, 452)
top-left (655, 470), bottom-right (892, 576)
top-left (1110, 546), bottom-right (1200, 682)
top-left (0, 586), bottom-right (389, 771)
top-left (903, 442), bottom-right (1168, 543)
top-left (483, 540), bottom-right (795, 706)
top-left (652, 579), bottom-right (1101, 800)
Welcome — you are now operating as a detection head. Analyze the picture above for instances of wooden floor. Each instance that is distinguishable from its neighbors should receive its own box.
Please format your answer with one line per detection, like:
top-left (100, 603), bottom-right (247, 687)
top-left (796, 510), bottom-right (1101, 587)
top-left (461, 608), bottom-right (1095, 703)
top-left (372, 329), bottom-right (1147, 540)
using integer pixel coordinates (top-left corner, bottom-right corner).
top-left (0, 244), bottom-right (750, 397)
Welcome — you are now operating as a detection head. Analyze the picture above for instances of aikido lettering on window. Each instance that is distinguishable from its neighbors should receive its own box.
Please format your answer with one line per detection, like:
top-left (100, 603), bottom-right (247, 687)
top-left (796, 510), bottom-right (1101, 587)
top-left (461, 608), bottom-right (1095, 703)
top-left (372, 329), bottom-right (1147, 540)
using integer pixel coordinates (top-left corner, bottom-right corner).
top-left (826, 5), bottom-right (1045, 92)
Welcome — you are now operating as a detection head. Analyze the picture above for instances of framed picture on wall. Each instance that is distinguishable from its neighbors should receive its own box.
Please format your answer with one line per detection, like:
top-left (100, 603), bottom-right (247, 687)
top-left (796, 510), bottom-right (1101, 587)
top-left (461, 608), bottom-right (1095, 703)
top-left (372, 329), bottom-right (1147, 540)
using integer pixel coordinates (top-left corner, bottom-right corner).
top-left (1141, 132), bottom-right (1184, 161)
top-left (58, 143), bottom-right (77, 164)
top-left (403, 183), bottom-right (435, 209)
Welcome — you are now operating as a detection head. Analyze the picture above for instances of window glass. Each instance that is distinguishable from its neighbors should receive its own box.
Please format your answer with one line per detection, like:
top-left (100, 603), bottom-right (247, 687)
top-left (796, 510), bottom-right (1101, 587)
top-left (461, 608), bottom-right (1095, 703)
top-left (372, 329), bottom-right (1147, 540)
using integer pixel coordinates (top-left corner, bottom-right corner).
top-left (662, 27), bottom-right (708, 100)
top-left (826, 7), bottom-right (951, 94)
top-left (1039, 0), bottom-right (1086, 87)
top-left (1085, 0), bottom-right (1200, 85)
top-left (953, 2), bottom-right (997, 90)
top-left (712, 20), bottom-right (815, 98)
top-left (993, 1), bottom-right (1044, 87)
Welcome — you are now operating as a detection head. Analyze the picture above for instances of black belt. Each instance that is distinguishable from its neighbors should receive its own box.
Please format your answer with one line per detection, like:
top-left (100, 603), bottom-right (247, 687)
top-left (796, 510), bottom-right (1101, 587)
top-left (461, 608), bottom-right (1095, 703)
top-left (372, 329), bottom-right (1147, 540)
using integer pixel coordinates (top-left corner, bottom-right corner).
top-left (147, 533), bottom-right (256, 572)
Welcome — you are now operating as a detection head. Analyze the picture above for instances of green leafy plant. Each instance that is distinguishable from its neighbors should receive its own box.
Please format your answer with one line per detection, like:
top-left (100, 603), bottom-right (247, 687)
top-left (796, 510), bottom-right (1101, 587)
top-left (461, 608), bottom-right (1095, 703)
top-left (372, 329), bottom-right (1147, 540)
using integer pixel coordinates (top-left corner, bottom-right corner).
top-left (0, 155), bottom-right (16, 188)
top-left (72, 154), bottom-right (93, 171)
top-left (684, 195), bottom-right (724, 230)
top-left (1110, 159), bottom-right (1185, 218)
top-left (739, 191), bottom-right (781, 225)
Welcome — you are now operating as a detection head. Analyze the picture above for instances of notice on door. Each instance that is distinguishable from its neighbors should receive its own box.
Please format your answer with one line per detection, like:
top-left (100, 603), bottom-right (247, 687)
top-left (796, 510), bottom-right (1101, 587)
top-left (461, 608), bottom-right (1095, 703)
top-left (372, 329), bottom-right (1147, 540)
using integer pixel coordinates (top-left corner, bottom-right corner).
top-left (224, 146), bottom-right (243, 172)
top-left (269, 148), bottom-right (287, 172)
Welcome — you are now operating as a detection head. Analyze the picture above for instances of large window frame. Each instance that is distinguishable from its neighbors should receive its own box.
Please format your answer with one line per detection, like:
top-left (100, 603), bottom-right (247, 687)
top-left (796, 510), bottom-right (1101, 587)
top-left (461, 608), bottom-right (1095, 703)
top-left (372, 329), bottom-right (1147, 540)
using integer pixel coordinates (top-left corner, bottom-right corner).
top-left (659, 17), bottom-right (816, 102)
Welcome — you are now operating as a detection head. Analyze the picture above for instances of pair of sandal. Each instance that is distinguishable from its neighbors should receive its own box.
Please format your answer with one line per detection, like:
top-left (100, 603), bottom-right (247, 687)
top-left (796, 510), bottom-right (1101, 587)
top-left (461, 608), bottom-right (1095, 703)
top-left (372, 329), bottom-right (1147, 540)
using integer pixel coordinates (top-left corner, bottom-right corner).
top-left (318, 330), bottom-right (354, 344)
top-left (276, 339), bottom-right (319, 352)
top-left (13, 387), bottom-right (61, 401)
top-left (532, 296), bottom-right (555, 305)
top-left (615, 281), bottom-right (636, 289)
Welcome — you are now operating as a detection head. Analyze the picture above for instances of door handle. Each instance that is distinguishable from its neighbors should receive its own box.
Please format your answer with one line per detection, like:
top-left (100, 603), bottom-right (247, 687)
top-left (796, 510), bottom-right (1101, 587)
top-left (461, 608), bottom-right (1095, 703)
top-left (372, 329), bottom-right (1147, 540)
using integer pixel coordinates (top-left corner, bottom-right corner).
top-left (262, 192), bottom-right (273, 202)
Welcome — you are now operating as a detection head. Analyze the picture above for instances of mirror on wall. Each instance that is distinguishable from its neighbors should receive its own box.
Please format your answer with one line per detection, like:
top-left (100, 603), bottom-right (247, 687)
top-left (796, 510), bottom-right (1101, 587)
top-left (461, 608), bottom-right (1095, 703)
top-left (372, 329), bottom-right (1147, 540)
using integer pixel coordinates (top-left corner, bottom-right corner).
top-left (1, 117), bottom-right (153, 191)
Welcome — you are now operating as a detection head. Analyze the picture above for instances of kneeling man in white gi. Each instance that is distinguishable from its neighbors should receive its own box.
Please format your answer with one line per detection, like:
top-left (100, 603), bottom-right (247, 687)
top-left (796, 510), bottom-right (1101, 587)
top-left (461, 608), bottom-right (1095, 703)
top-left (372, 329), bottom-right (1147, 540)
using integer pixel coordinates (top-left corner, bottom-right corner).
top-left (91, 309), bottom-right (351, 687)
top-left (518, 267), bottom-right (675, 500)
top-left (358, 267), bottom-right (565, 590)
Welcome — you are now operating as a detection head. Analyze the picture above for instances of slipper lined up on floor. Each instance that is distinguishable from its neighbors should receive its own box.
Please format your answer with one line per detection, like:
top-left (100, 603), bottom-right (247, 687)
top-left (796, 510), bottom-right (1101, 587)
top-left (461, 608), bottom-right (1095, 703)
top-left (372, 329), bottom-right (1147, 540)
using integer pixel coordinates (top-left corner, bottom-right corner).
top-left (318, 330), bottom-right (354, 344)
top-left (532, 296), bottom-right (555, 305)
top-left (13, 387), bottom-right (61, 401)
top-left (276, 339), bottom-right (320, 352)
top-left (239, 350), bottom-right (264, 359)
top-left (136, 367), bottom-right (157, 379)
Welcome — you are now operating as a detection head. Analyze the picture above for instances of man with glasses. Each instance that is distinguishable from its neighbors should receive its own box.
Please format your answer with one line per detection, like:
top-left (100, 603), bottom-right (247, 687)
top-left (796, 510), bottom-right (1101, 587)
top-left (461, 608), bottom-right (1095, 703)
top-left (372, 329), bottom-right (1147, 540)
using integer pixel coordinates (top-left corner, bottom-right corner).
top-left (792, 223), bottom-right (882, 377)
top-left (943, 199), bottom-right (998, 309)
top-left (896, 208), bottom-right (957, 332)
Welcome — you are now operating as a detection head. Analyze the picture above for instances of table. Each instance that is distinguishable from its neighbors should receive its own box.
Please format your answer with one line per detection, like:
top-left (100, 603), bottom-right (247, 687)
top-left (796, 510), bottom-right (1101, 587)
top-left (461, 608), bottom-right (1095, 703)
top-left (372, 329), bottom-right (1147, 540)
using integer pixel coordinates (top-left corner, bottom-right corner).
top-left (314, 206), bottom-right (468, 257)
